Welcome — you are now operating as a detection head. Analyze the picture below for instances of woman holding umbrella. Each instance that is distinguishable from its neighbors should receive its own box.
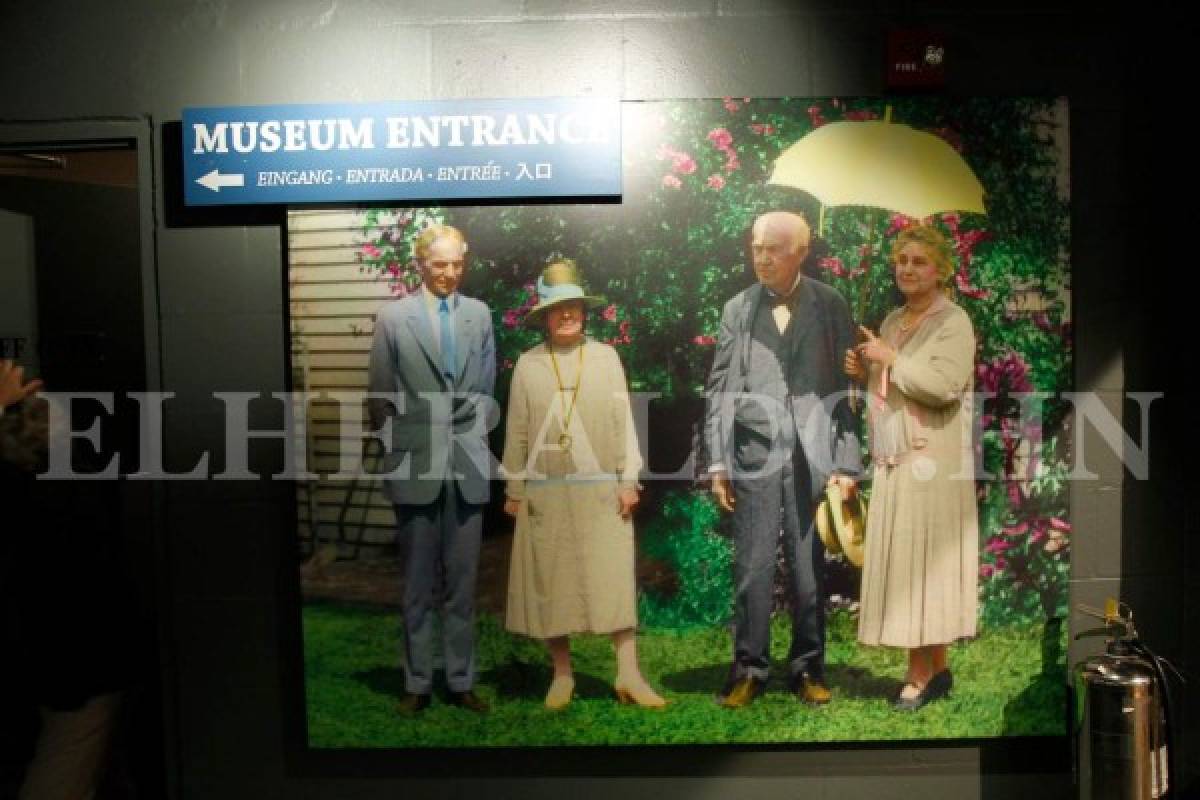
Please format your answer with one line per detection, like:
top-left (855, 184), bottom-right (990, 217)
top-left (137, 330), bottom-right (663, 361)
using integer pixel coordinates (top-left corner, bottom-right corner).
top-left (502, 259), bottom-right (667, 711)
top-left (843, 224), bottom-right (979, 710)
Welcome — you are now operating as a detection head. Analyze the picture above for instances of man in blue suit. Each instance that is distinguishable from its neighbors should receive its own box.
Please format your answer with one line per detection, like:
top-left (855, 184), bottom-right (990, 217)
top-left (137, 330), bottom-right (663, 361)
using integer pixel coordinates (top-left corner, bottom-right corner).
top-left (367, 224), bottom-right (497, 713)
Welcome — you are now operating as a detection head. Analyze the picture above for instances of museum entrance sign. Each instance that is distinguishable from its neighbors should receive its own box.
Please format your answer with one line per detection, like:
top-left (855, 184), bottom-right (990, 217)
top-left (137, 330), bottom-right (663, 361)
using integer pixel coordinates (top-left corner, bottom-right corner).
top-left (182, 98), bottom-right (621, 206)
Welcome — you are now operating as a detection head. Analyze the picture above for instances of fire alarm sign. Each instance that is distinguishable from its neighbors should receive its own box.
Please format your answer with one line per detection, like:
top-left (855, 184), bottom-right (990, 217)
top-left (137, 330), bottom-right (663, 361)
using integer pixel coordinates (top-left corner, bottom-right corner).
top-left (887, 29), bottom-right (946, 90)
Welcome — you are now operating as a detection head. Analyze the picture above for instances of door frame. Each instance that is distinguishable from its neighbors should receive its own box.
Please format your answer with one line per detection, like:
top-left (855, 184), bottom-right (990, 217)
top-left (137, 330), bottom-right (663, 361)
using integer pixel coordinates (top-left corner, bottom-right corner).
top-left (0, 117), bottom-right (175, 800)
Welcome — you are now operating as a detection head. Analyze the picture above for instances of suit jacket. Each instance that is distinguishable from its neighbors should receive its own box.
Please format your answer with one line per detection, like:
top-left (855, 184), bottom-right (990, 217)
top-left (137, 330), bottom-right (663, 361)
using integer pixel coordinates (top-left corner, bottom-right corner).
top-left (367, 291), bottom-right (497, 505)
top-left (702, 277), bottom-right (861, 497)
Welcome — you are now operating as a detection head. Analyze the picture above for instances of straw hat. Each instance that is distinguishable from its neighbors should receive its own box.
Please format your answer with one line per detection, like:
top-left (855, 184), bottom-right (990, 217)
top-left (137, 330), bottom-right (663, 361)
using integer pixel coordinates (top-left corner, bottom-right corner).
top-left (814, 483), bottom-right (867, 567)
top-left (524, 259), bottom-right (607, 327)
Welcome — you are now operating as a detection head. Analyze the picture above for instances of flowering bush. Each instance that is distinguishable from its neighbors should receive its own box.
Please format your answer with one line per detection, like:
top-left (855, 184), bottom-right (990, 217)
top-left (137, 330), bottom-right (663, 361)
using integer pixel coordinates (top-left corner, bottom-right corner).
top-left (355, 208), bottom-right (446, 295)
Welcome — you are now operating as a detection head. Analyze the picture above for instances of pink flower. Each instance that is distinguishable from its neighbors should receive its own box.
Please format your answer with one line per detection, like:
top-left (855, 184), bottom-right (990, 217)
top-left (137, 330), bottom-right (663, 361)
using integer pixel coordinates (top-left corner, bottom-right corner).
top-left (607, 320), bottom-right (633, 346)
top-left (692, 335), bottom-right (717, 346)
top-left (1002, 521), bottom-right (1030, 537)
top-left (984, 537), bottom-right (1012, 555)
top-left (955, 272), bottom-right (990, 299)
top-left (601, 304), bottom-right (618, 321)
top-left (1049, 517), bottom-right (1071, 532)
top-left (503, 309), bottom-right (520, 329)
top-left (954, 228), bottom-right (991, 255)
top-left (976, 351), bottom-right (1035, 397)
top-left (361, 244), bottom-right (381, 259)
top-left (980, 564), bottom-right (995, 579)
top-left (723, 153), bottom-right (740, 173)
top-left (884, 213), bottom-right (915, 237)
top-left (807, 105), bottom-right (827, 128)
top-left (707, 127), bottom-right (734, 150)
top-left (661, 174), bottom-right (682, 190)
top-left (706, 174), bottom-right (726, 190)
top-left (722, 97), bottom-right (741, 113)
top-left (819, 256), bottom-right (846, 277)
top-left (672, 152), bottom-right (697, 175)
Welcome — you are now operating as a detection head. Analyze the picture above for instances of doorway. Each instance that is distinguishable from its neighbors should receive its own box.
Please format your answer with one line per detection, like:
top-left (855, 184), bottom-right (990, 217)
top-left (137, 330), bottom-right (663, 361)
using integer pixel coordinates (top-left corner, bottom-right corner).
top-left (0, 127), bottom-right (166, 799)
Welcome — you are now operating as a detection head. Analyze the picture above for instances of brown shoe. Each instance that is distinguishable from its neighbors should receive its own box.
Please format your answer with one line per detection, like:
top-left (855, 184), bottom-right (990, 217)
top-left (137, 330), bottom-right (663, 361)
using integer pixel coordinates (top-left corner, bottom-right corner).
top-left (716, 676), bottom-right (765, 709)
top-left (397, 692), bottom-right (431, 714)
top-left (793, 675), bottom-right (832, 706)
top-left (447, 689), bottom-right (490, 713)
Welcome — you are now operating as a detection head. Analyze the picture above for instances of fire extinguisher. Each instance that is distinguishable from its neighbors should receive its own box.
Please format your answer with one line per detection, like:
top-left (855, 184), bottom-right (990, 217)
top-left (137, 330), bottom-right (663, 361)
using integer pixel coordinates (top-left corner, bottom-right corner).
top-left (1074, 599), bottom-right (1181, 799)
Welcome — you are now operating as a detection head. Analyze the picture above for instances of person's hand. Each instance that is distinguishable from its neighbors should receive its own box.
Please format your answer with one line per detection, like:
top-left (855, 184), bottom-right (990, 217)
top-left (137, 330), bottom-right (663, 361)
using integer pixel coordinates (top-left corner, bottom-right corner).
top-left (617, 487), bottom-right (639, 520)
top-left (843, 347), bottom-right (865, 383)
top-left (503, 498), bottom-right (522, 517)
top-left (856, 326), bottom-right (896, 368)
top-left (711, 471), bottom-right (735, 513)
top-left (827, 473), bottom-right (857, 501)
top-left (0, 359), bottom-right (42, 410)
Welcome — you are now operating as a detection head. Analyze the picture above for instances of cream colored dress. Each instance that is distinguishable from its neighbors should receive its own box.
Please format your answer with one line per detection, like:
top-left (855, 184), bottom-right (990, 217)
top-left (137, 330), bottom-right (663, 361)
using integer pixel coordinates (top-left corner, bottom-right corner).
top-left (857, 296), bottom-right (979, 648)
top-left (502, 339), bottom-right (642, 639)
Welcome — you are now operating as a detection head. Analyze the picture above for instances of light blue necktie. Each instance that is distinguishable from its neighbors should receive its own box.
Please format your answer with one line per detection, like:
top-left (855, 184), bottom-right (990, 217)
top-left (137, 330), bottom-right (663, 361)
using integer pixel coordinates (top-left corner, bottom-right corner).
top-left (438, 297), bottom-right (456, 382)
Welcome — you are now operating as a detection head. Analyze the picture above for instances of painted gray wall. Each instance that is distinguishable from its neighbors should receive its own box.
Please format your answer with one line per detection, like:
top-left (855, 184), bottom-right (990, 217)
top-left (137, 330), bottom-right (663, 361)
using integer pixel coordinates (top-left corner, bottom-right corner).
top-left (0, 210), bottom-right (37, 373)
top-left (0, 2), bottom-right (1190, 798)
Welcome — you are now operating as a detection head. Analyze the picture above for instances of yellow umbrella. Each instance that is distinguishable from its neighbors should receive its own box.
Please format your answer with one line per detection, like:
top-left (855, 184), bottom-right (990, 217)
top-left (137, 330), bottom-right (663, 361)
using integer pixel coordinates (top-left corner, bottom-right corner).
top-left (767, 109), bottom-right (985, 220)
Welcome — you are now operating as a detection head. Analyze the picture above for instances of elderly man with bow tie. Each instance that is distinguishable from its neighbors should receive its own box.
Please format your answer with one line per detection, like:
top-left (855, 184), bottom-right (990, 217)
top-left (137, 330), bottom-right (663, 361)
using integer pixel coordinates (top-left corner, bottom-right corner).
top-left (703, 211), bottom-right (861, 709)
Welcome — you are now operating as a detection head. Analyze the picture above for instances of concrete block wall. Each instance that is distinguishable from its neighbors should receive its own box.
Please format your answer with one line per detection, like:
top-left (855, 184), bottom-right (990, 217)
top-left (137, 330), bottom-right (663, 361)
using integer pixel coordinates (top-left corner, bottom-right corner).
top-left (1, 2), bottom-right (1189, 798)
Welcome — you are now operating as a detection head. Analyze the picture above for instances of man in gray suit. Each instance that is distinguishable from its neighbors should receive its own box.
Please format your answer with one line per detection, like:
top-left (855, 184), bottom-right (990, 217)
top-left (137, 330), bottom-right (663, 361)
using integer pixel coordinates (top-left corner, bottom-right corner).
top-left (703, 211), bottom-right (859, 709)
top-left (368, 224), bottom-right (496, 713)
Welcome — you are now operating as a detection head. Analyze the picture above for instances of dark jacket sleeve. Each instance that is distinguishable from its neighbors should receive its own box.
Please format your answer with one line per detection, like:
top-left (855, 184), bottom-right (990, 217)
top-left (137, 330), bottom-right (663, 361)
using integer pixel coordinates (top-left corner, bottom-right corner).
top-left (826, 288), bottom-right (863, 479)
top-left (701, 296), bottom-right (740, 474)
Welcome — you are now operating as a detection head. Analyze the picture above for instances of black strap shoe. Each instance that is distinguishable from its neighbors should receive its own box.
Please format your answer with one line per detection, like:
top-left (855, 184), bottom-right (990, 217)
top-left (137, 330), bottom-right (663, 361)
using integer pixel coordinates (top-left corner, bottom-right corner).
top-left (893, 669), bottom-right (953, 711)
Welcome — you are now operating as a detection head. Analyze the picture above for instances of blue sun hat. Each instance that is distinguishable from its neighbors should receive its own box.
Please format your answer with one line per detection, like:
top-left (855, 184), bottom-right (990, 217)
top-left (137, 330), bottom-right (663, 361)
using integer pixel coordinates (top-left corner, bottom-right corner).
top-left (524, 259), bottom-right (607, 327)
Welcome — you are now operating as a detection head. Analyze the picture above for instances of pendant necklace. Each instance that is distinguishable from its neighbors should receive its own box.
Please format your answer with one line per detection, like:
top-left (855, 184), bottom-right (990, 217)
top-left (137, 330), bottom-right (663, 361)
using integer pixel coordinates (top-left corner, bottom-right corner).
top-left (899, 301), bottom-right (933, 332)
top-left (549, 342), bottom-right (584, 451)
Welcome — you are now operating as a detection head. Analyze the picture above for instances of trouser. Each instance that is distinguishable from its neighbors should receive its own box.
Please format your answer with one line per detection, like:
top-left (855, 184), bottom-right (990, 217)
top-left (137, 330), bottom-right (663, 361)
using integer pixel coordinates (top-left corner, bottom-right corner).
top-left (395, 480), bottom-right (482, 694)
top-left (730, 440), bottom-right (824, 683)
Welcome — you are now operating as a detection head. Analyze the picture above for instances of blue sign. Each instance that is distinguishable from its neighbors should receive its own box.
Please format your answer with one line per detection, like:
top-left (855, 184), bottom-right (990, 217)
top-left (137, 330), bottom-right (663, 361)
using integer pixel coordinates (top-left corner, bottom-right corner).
top-left (182, 98), bottom-right (622, 206)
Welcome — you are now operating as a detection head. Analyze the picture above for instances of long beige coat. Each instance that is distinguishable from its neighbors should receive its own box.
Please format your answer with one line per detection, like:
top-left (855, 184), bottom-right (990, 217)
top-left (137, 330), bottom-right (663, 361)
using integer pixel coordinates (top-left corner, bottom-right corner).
top-left (502, 339), bottom-right (642, 639)
top-left (857, 297), bottom-right (979, 648)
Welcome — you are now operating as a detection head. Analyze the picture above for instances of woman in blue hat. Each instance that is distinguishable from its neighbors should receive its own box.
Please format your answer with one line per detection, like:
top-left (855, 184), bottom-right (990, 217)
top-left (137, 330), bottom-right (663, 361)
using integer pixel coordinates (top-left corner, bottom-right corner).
top-left (501, 259), bottom-right (667, 711)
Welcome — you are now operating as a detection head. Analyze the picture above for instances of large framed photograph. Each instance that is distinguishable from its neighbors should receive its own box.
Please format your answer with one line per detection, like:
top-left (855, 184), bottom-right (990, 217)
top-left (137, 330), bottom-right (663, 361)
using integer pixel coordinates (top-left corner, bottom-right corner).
top-left (286, 96), bottom-right (1071, 747)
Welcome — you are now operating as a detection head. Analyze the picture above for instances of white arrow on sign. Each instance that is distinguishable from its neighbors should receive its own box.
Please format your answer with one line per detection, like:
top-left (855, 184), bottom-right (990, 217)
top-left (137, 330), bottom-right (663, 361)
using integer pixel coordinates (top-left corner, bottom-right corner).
top-left (196, 169), bottom-right (245, 192)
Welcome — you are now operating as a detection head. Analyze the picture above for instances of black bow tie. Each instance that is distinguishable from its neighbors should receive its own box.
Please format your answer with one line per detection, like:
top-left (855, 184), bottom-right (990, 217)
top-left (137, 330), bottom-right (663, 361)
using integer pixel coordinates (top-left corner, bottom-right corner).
top-left (769, 287), bottom-right (798, 307)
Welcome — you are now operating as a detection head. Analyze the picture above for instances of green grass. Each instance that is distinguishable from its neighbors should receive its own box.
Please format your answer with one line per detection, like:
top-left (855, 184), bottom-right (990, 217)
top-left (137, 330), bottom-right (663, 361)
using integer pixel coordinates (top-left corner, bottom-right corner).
top-left (303, 603), bottom-right (1067, 748)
